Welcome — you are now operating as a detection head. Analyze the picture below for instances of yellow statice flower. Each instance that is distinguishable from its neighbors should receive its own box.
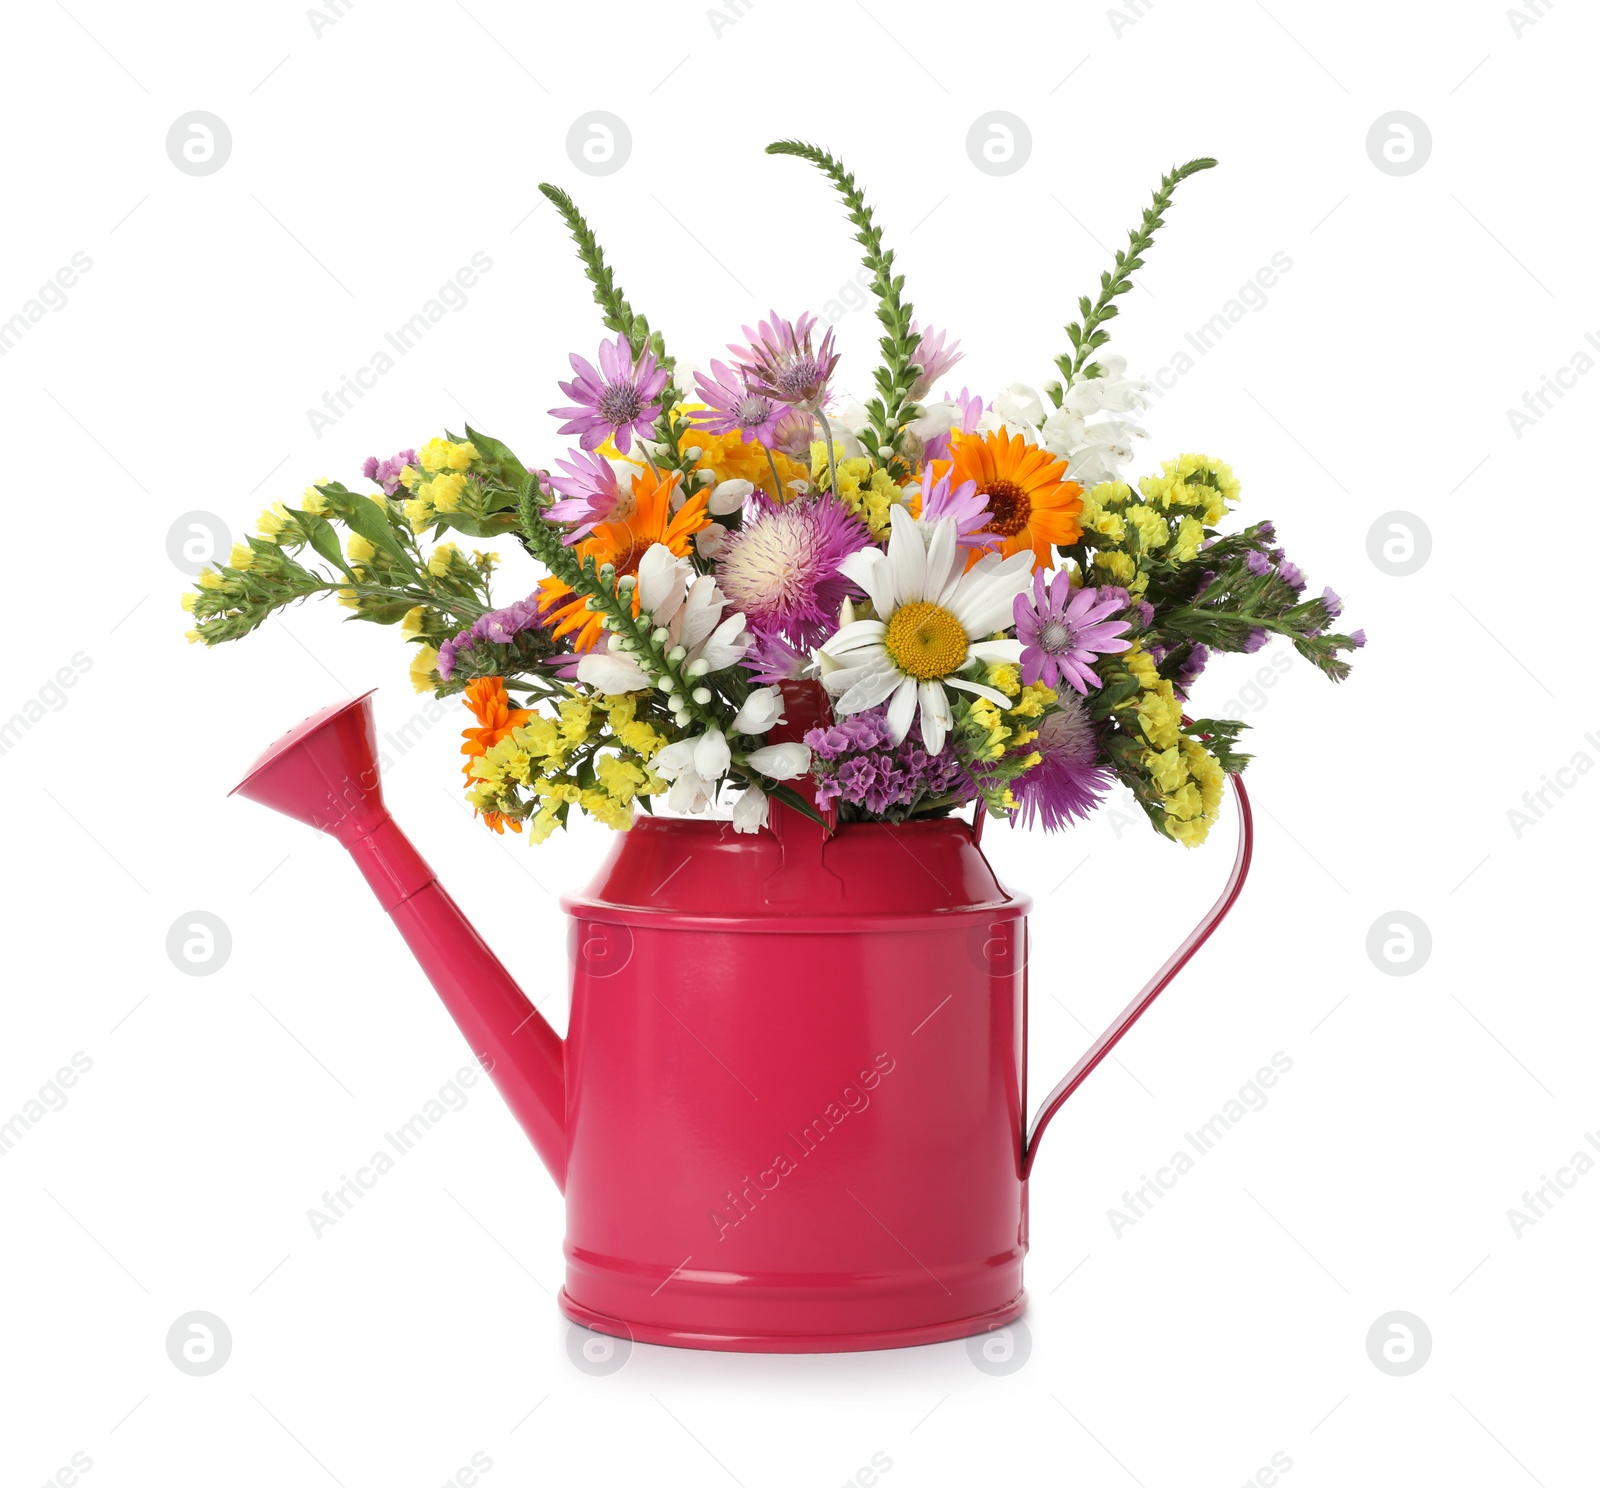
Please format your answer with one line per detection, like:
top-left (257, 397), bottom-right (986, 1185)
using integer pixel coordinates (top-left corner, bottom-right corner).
top-left (427, 542), bottom-right (459, 578)
top-left (256, 502), bottom-right (292, 541)
top-left (1136, 679), bottom-right (1182, 751)
top-left (347, 533), bottom-right (375, 565)
top-left (822, 451), bottom-right (902, 539)
top-left (409, 645), bottom-right (439, 693)
top-left (197, 569), bottom-right (226, 590)
top-left (967, 699), bottom-right (1012, 760)
top-left (228, 542), bottom-right (255, 571)
top-left (401, 606), bottom-right (426, 637)
top-left (1172, 516), bottom-right (1204, 562)
top-left (1094, 550), bottom-right (1136, 584)
top-left (180, 591), bottom-right (197, 613)
top-left (985, 662), bottom-right (1022, 698)
top-left (301, 484), bottom-right (330, 514)
top-left (1012, 681), bottom-right (1055, 718)
top-left (421, 470), bottom-right (467, 512)
top-left (404, 497), bottom-right (433, 533)
top-left (418, 437), bottom-right (479, 473)
top-left (1126, 505), bottom-right (1169, 551)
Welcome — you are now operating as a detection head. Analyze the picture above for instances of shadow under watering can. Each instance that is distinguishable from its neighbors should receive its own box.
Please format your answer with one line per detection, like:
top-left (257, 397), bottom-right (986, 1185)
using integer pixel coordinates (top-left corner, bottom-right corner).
top-left (232, 682), bottom-right (1252, 1353)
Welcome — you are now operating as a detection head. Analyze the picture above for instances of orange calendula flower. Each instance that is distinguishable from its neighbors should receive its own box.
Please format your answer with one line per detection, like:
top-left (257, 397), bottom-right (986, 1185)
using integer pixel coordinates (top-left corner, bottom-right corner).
top-left (461, 676), bottom-right (529, 833)
top-left (932, 428), bottom-right (1083, 570)
top-left (538, 465), bottom-right (711, 652)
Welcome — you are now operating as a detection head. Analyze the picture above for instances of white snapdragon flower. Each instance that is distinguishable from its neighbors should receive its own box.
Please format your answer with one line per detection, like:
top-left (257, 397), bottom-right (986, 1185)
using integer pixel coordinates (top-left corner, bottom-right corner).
top-left (729, 686), bottom-right (785, 734)
top-left (731, 786), bottom-right (769, 834)
top-left (1061, 356), bottom-right (1150, 416)
top-left (744, 742), bottom-right (811, 780)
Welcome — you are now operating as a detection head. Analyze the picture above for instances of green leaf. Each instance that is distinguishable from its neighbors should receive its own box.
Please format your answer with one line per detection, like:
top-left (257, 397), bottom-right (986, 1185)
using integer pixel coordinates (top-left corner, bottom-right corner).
top-left (764, 781), bottom-right (830, 828)
top-left (327, 487), bottom-right (410, 566)
top-left (463, 425), bottom-right (529, 489)
top-left (302, 513), bottom-right (355, 578)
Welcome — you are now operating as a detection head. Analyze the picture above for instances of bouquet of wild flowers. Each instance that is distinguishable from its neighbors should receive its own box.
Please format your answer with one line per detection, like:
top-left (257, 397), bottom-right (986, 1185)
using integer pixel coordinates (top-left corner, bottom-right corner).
top-left (186, 144), bottom-right (1361, 848)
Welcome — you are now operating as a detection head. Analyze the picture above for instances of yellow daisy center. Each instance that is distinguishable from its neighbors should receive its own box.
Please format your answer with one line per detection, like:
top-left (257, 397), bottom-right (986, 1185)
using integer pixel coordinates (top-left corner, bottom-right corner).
top-left (883, 601), bottom-right (969, 680)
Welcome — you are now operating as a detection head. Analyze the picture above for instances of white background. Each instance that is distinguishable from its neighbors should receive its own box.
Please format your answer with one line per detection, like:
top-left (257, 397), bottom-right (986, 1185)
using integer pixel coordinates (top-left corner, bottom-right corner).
top-left (2, 1), bottom-right (1594, 1484)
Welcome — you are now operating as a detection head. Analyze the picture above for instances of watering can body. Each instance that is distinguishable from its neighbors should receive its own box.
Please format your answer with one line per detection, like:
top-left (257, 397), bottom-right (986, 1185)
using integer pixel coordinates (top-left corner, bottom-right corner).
top-left (232, 688), bottom-right (1251, 1352)
top-left (559, 809), bottom-right (1029, 1349)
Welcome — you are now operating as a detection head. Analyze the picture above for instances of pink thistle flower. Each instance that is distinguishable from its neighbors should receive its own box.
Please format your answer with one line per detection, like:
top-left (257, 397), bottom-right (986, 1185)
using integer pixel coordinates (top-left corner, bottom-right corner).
top-left (691, 360), bottom-right (785, 448)
top-left (728, 310), bottom-right (840, 412)
top-left (908, 322), bottom-right (963, 401)
top-left (915, 463), bottom-right (1002, 553)
top-left (549, 332), bottom-right (669, 455)
top-left (716, 493), bottom-right (870, 648)
top-left (1010, 700), bottom-right (1112, 831)
top-left (1014, 571), bottom-right (1132, 694)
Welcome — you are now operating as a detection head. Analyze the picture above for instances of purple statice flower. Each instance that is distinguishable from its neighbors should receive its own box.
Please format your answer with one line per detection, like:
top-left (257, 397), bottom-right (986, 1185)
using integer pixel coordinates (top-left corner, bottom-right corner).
top-left (1245, 550), bottom-right (1272, 577)
top-left (545, 448), bottom-right (627, 542)
top-left (438, 594), bottom-right (548, 680)
top-left (1242, 628), bottom-right (1269, 654)
top-left (1014, 570), bottom-right (1132, 695)
top-left (908, 321), bottom-right (964, 401)
top-left (1256, 520), bottom-right (1276, 540)
top-left (1010, 700), bottom-right (1111, 832)
top-left (1321, 586), bottom-right (1343, 619)
top-left (691, 361), bottom-right (785, 448)
top-left (1175, 643), bottom-right (1210, 697)
top-left (728, 310), bottom-right (840, 412)
top-left (1349, 629), bottom-right (1367, 648)
top-left (1135, 601), bottom-right (1155, 629)
top-left (743, 630), bottom-right (812, 685)
top-left (915, 464), bottom-right (1001, 552)
top-left (362, 448), bottom-right (417, 496)
top-left (549, 332), bottom-right (669, 455)
top-left (806, 705), bottom-right (972, 816)
top-left (1195, 570), bottom-right (1217, 597)
top-left (715, 493), bottom-right (870, 649)
top-left (1276, 554), bottom-right (1306, 593)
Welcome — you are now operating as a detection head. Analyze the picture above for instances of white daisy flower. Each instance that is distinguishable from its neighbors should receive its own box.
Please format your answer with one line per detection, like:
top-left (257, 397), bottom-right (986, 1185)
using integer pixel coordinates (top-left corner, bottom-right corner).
top-left (819, 506), bottom-right (1035, 754)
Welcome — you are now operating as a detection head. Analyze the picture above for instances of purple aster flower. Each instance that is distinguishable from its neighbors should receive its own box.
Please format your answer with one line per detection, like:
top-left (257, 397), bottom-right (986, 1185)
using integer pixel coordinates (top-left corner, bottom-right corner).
top-left (545, 448), bottom-right (627, 542)
top-left (437, 594), bottom-right (550, 681)
top-left (691, 360), bottom-right (785, 448)
top-left (362, 449), bottom-right (417, 496)
top-left (743, 630), bottom-right (812, 685)
top-left (1349, 628), bottom-right (1367, 648)
top-left (908, 322), bottom-right (964, 401)
top-left (1010, 700), bottom-right (1111, 832)
top-left (1321, 586), bottom-right (1342, 619)
top-left (728, 310), bottom-right (839, 412)
top-left (1245, 550), bottom-right (1272, 577)
top-left (716, 493), bottom-right (870, 648)
top-left (1242, 628), bottom-right (1268, 654)
top-left (1014, 571), bottom-right (1132, 694)
top-left (549, 332), bottom-right (669, 455)
top-left (915, 463), bottom-right (1001, 552)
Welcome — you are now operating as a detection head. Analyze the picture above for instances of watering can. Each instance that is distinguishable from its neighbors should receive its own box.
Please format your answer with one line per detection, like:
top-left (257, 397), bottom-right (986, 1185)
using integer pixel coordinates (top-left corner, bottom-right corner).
top-left (232, 683), bottom-right (1252, 1352)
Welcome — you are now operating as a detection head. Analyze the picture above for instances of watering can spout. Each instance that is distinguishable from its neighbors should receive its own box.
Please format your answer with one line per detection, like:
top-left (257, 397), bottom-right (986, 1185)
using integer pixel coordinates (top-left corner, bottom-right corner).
top-left (230, 692), bottom-right (567, 1191)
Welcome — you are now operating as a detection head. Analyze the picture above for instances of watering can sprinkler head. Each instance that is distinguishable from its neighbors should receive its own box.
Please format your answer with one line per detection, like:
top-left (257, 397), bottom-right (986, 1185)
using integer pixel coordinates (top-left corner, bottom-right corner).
top-left (230, 691), bottom-right (569, 1190)
top-left (230, 689), bottom-right (386, 841)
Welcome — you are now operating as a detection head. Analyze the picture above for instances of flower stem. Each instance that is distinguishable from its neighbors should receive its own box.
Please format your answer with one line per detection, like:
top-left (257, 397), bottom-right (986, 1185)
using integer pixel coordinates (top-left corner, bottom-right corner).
top-left (815, 406), bottom-right (840, 498)
top-left (765, 446), bottom-right (786, 503)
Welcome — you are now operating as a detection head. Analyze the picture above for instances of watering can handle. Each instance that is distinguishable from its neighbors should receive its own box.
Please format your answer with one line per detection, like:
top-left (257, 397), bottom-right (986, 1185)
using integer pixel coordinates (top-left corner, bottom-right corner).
top-left (1020, 775), bottom-right (1255, 1179)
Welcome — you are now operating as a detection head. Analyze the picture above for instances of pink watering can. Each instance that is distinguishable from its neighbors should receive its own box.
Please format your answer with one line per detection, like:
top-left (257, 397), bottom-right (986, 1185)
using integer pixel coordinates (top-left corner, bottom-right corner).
top-left (232, 683), bottom-right (1252, 1352)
